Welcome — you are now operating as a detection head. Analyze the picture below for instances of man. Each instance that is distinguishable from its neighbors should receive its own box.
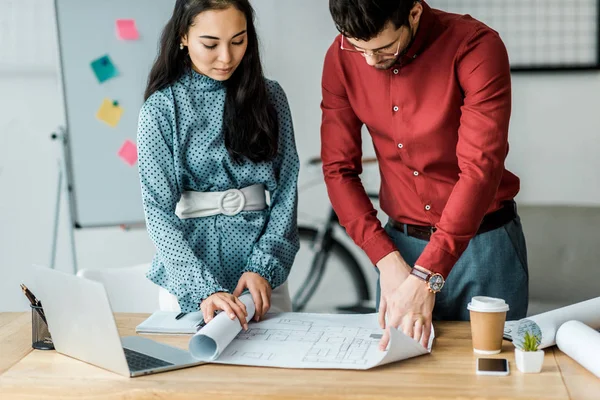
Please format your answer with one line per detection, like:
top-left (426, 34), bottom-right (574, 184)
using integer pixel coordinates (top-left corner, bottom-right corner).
top-left (320, 0), bottom-right (528, 350)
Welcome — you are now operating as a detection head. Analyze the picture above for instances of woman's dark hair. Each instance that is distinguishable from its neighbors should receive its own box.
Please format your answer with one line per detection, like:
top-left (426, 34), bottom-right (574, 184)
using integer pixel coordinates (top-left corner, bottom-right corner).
top-left (329, 0), bottom-right (416, 41)
top-left (144, 0), bottom-right (278, 163)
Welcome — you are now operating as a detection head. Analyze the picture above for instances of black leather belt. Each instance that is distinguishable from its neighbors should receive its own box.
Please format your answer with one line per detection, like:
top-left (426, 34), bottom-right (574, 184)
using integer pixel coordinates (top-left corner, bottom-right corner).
top-left (389, 201), bottom-right (517, 242)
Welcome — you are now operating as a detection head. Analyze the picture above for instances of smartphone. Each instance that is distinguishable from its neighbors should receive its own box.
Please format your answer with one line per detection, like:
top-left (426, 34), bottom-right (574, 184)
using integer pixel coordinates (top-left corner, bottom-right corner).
top-left (476, 358), bottom-right (510, 376)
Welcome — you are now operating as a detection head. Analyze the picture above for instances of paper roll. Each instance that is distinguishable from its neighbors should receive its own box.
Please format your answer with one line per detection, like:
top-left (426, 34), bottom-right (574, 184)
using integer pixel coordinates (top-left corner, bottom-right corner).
top-left (506, 296), bottom-right (600, 349)
top-left (556, 320), bottom-right (600, 378)
top-left (189, 293), bottom-right (255, 360)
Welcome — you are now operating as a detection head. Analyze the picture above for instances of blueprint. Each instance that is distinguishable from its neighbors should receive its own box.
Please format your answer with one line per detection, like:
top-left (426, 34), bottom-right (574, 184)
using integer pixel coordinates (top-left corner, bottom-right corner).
top-left (188, 294), bottom-right (433, 370)
top-left (504, 296), bottom-right (600, 349)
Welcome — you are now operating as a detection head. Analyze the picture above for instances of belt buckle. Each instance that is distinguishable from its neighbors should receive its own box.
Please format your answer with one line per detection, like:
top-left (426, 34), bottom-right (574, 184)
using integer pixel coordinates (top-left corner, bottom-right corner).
top-left (413, 225), bottom-right (436, 241)
top-left (218, 189), bottom-right (246, 216)
top-left (422, 226), bottom-right (436, 240)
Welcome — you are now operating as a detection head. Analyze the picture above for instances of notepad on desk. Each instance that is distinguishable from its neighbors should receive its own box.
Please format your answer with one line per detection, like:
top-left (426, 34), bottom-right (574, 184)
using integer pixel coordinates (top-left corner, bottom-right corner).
top-left (136, 311), bottom-right (204, 335)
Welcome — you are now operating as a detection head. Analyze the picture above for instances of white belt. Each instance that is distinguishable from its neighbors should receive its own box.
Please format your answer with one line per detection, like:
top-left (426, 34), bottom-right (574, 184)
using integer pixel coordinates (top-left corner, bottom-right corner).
top-left (175, 184), bottom-right (267, 219)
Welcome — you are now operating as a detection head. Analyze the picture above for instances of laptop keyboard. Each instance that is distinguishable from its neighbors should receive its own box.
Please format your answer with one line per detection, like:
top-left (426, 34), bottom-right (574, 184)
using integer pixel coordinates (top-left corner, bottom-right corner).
top-left (124, 348), bottom-right (174, 372)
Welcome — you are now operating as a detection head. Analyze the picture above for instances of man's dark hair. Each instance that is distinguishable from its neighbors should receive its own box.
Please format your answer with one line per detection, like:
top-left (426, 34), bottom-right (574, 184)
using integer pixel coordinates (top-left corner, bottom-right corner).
top-left (329, 0), bottom-right (416, 41)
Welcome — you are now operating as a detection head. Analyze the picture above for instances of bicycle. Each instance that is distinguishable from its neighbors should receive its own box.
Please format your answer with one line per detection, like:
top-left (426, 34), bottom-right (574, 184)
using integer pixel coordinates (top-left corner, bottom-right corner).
top-left (288, 156), bottom-right (381, 314)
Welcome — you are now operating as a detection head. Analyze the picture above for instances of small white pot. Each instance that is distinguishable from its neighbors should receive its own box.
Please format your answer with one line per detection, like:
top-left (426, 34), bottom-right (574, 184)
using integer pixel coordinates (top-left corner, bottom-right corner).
top-left (515, 347), bottom-right (544, 373)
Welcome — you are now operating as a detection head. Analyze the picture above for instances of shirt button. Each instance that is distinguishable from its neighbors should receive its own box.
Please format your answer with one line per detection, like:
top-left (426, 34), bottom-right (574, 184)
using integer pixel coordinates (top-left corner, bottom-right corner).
top-left (413, 54), bottom-right (417, 59)
top-left (413, 171), bottom-right (419, 176)
top-left (393, 69), bottom-right (399, 74)
top-left (393, 106), bottom-right (399, 112)
top-left (425, 205), bottom-right (431, 211)
top-left (397, 143), bottom-right (403, 149)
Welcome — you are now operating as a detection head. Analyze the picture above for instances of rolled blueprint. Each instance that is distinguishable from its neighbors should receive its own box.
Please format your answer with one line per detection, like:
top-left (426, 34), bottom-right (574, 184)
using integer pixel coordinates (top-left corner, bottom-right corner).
top-left (189, 293), bottom-right (255, 360)
top-left (556, 320), bottom-right (600, 378)
top-left (504, 296), bottom-right (600, 349)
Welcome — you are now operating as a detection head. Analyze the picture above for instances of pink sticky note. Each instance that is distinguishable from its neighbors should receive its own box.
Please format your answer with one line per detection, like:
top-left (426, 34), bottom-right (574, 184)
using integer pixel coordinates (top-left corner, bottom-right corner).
top-left (118, 140), bottom-right (138, 166)
top-left (116, 19), bottom-right (139, 40)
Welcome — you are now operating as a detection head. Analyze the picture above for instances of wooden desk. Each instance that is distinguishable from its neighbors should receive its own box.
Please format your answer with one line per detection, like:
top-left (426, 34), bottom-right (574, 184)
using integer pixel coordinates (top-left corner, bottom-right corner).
top-left (0, 312), bottom-right (598, 399)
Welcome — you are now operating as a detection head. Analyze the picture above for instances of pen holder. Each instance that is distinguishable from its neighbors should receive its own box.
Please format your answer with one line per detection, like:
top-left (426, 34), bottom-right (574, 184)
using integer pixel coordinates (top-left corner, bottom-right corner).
top-left (31, 305), bottom-right (54, 350)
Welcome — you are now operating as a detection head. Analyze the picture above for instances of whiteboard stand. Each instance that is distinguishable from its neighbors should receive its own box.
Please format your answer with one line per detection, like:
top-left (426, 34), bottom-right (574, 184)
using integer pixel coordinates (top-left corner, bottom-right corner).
top-left (49, 126), bottom-right (78, 274)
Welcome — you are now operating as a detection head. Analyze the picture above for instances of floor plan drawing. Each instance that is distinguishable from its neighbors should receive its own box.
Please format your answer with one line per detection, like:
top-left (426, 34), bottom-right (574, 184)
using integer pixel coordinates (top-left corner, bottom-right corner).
top-left (233, 317), bottom-right (391, 366)
top-left (225, 350), bottom-right (275, 361)
top-left (189, 304), bottom-right (433, 370)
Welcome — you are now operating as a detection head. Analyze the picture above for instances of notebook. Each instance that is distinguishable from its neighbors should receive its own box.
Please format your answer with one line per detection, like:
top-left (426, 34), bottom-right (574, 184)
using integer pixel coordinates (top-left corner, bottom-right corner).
top-left (136, 311), bottom-right (204, 335)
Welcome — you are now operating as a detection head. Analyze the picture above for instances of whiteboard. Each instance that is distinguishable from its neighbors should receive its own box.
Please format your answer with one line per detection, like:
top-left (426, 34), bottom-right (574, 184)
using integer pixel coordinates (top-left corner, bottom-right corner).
top-left (55, 0), bottom-right (175, 227)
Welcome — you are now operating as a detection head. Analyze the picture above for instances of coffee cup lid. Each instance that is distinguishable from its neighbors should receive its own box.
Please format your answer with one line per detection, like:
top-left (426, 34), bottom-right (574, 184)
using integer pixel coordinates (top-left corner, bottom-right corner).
top-left (467, 296), bottom-right (509, 312)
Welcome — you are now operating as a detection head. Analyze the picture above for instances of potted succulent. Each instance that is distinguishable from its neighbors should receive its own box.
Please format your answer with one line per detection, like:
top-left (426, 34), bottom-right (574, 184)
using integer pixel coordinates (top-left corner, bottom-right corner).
top-left (514, 331), bottom-right (544, 373)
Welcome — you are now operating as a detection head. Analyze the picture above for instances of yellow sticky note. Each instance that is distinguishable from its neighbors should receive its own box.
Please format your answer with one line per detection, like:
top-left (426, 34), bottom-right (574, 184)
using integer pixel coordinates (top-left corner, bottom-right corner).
top-left (96, 98), bottom-right (124, 127)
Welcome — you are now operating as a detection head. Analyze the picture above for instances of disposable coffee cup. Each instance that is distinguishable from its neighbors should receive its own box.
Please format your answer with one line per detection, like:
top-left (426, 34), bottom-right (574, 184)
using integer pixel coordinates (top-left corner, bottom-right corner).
top-left (467, 296), bottom-right (509, 355)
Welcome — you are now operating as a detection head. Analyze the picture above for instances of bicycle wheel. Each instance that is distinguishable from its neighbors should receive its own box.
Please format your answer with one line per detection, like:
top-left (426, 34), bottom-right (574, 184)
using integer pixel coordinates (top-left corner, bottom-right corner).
top-left (288, 226), bottom-right (372, 313)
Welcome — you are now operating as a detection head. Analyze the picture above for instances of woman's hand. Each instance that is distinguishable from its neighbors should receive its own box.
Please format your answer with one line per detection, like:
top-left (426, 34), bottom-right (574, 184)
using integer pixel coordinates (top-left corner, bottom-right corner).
top-left (200, 292), bottom-right (248, 330)
top-left (233, 272), bottom-right (272, 322)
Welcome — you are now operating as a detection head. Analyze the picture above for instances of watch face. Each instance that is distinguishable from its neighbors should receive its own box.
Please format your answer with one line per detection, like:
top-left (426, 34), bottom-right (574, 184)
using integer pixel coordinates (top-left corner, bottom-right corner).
top-left (428, 274), bottom-right (444, 292)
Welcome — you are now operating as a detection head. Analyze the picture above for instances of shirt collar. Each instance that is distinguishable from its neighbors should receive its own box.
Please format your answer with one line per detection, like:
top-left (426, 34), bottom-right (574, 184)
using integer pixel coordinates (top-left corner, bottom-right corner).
top-left (398, 0), bottom-right (439, 66)
top-left (187, 68), bottom-right (225, 92)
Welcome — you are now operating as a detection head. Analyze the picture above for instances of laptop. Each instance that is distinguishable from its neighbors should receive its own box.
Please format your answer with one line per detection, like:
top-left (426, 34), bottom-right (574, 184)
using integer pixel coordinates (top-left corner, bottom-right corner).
top-left (32, 265), bottom-right (205, 377)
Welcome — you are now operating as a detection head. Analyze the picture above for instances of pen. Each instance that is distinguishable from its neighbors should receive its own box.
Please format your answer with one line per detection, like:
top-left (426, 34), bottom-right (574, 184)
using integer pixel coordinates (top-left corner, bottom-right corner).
top-left (195, 320), bottom-right (206, 330)
top-left (175, 312), bottom-right (187, 320)
top-left (20, 284), bottom-right (48, 324)
top-left (20, 284), bottom-right (39, 305)
top-left (195, 311), bottom-right (220, 329)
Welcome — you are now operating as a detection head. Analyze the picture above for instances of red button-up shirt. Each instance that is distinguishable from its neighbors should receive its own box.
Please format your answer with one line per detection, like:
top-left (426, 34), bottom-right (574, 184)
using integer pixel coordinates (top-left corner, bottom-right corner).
top-left (320, 1), bottom-right (520, 278)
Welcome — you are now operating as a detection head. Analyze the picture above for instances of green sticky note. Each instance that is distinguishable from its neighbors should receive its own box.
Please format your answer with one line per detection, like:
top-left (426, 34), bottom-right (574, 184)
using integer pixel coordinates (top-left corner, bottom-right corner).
top-left (90, 55), bottom-right (119, 83)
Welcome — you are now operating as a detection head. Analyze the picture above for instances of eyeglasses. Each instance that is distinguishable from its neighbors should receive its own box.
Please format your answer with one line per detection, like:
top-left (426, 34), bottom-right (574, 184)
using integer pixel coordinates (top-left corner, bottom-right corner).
top-left (340, 35), bottom-right (403, 58)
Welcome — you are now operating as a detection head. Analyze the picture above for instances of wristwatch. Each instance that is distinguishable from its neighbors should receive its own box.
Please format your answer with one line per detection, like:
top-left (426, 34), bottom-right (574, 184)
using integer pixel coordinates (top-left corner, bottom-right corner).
top-left (410, 266), bottom-right (445, 293)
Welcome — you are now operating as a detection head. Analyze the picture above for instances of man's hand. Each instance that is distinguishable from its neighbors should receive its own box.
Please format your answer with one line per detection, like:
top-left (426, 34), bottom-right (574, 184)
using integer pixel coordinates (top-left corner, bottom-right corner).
top-left (200, 292), bottom-right (248, 330)
top-left (376, 251), bottom-right (412, 329)
top-left (233, 272), bottom-right (272, 322)
top-left (378, 274), bottom-right (435, 350)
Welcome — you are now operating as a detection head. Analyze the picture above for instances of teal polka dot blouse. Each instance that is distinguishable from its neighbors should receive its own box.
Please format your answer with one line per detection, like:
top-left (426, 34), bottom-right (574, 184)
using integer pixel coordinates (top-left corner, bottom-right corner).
top-left (137, 70), bottom-right (300, 313)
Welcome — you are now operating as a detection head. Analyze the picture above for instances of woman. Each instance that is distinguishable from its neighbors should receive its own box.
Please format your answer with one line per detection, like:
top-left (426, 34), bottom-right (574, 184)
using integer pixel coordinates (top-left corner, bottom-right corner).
top-left (138, 0), bottom-right (299, 329)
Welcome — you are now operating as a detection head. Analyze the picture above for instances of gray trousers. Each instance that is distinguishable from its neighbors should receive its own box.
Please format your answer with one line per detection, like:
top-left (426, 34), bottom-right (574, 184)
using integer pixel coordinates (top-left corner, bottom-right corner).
top-left (376, 217), bottom-right (529, 321)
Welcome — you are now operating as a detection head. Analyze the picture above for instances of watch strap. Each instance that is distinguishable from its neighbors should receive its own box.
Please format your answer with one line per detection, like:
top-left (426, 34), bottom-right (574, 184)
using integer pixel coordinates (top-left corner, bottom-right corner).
top-left (410, 267), bottom-right (430, 281)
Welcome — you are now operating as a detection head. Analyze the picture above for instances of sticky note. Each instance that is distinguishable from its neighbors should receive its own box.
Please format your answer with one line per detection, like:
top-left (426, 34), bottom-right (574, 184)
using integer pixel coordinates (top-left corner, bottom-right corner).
top-left (90, 55), bottom-right (119, 83)
top-left (118, 140), bottom-right (138, 166)
top-left (96, 98), bottom-right (124, 127)
top-left (116, 19), bottom-right (139, 40)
